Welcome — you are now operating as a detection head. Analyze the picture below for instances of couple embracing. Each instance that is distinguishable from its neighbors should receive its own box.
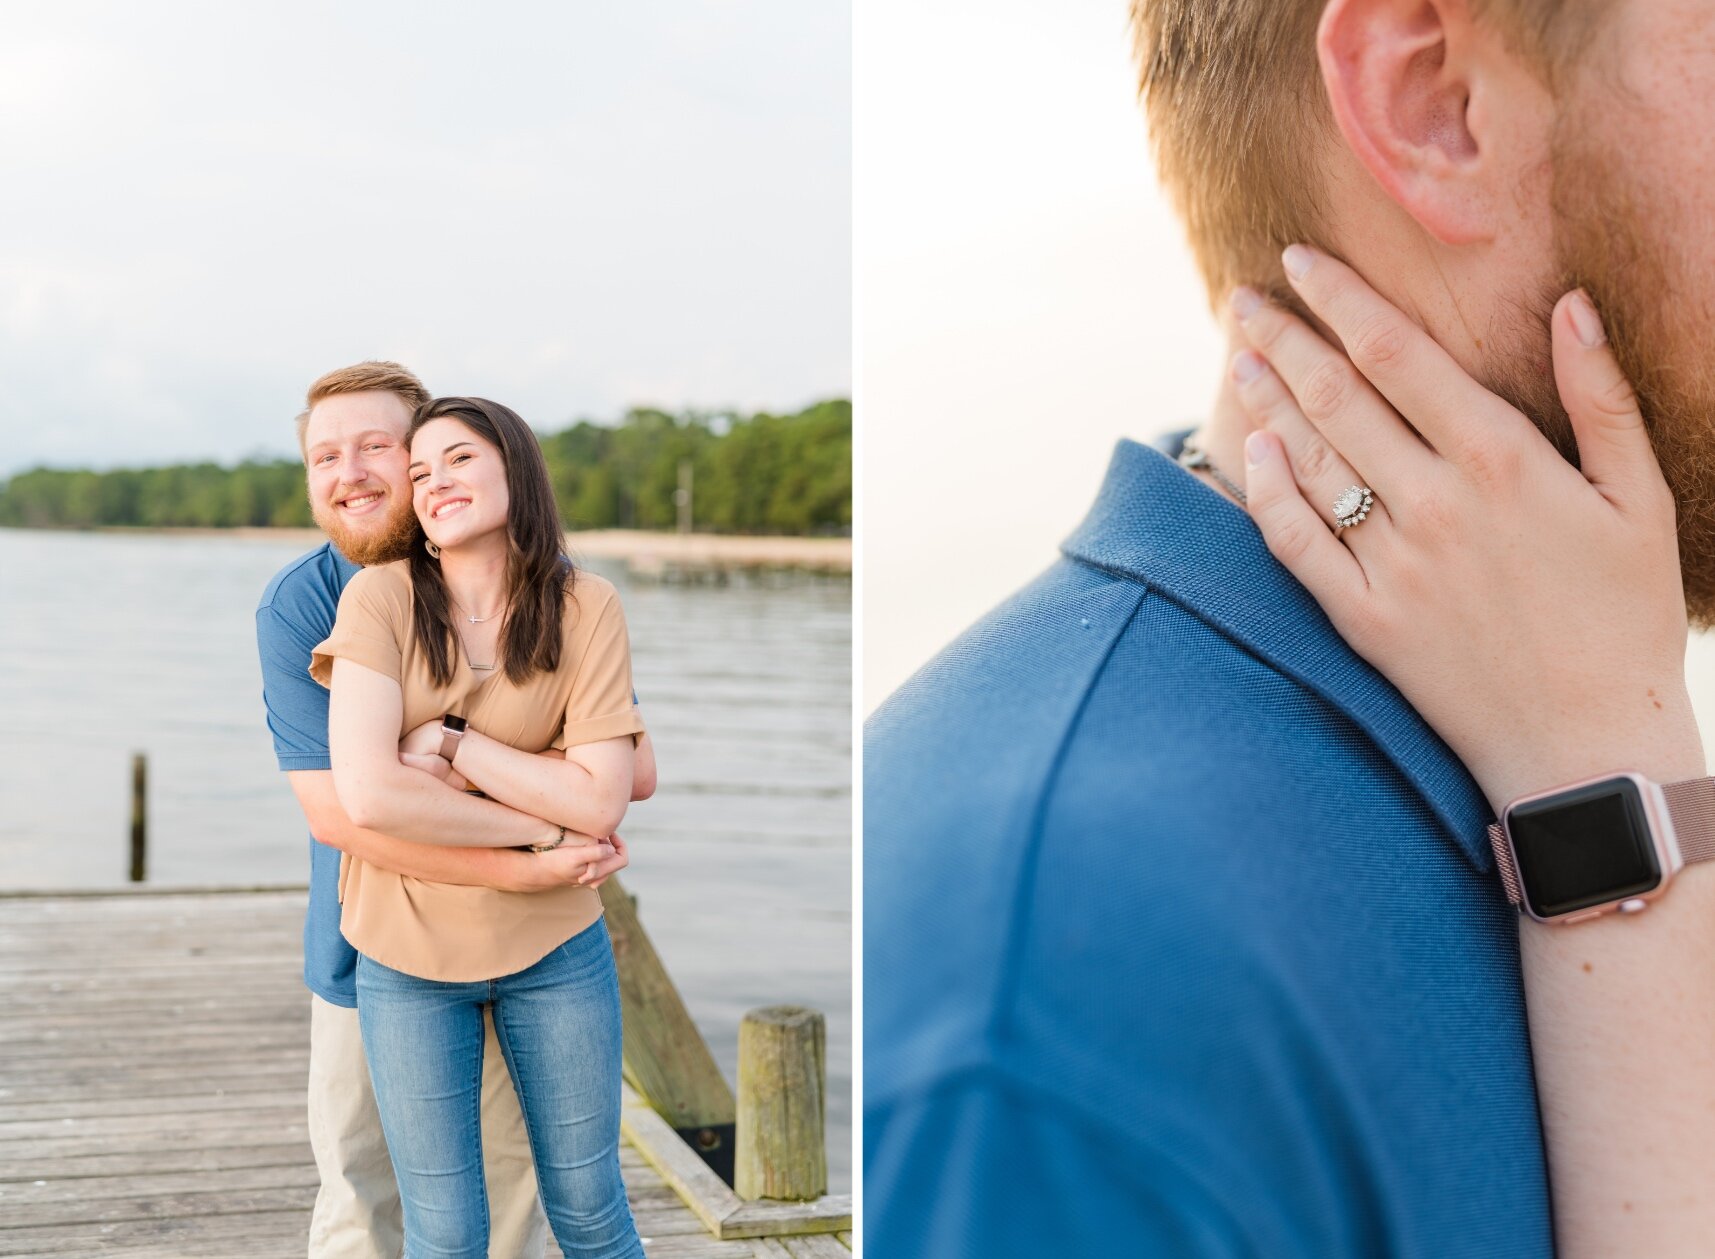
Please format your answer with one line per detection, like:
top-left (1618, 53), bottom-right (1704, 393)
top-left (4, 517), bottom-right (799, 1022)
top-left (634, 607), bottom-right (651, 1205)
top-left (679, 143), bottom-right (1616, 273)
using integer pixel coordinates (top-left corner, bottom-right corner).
top-left (257, 361), bottom-right (655, 1258)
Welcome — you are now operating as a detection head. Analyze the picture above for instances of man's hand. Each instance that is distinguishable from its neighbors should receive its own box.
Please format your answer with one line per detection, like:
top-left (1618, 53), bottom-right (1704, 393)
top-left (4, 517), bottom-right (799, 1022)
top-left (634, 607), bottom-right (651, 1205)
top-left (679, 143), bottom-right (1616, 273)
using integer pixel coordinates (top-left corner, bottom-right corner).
top-left (526, 835), bottom-right (626, 890)
top-left (577, 831), bottom-right (630, 888)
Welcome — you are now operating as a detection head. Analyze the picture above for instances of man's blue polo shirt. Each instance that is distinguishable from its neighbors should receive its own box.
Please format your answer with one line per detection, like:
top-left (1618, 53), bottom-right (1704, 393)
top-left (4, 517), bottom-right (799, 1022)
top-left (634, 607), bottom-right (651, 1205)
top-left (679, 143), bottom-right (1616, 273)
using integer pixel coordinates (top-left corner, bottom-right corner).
top-left (256, 542), bottom-right (361, 1007)
top-left (863, 435), bottom-right (1551, 1256)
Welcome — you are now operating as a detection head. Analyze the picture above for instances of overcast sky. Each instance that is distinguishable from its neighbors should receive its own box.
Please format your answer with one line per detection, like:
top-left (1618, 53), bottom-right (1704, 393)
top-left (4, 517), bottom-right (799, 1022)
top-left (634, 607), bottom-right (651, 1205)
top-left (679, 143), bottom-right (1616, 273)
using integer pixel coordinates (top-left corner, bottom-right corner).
top-left (0, 1), bottom-right (850, 476)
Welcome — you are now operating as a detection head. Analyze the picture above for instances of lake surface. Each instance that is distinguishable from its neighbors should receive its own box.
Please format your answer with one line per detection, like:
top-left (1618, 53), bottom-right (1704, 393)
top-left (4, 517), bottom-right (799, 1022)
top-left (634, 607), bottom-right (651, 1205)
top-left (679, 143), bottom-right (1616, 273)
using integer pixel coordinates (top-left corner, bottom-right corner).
top-left (0, 527), bottom-right (853, 1191)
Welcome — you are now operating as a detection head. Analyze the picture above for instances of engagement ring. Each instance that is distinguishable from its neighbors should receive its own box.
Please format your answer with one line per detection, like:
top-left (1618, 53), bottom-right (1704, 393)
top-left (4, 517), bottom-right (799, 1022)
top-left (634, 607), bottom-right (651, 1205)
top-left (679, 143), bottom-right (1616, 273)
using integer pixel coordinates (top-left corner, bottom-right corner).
top-left (1332, 485), bottom-right (1375, 532)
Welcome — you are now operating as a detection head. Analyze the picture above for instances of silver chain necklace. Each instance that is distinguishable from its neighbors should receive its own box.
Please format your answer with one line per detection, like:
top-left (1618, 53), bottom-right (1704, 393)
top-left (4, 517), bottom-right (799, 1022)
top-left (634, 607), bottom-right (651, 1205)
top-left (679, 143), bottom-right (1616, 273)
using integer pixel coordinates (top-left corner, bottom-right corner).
top-left (1177, 438), bottom-right (1247, 505)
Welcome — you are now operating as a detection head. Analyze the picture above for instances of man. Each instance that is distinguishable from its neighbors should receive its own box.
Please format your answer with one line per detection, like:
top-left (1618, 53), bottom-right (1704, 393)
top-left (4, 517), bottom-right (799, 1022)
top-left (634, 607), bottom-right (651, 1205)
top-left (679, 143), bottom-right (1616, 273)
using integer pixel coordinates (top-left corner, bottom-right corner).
top-left (257, 361), bottom-right (655, 1258)
top-left (864, 1), bottom-right (1715, 1253)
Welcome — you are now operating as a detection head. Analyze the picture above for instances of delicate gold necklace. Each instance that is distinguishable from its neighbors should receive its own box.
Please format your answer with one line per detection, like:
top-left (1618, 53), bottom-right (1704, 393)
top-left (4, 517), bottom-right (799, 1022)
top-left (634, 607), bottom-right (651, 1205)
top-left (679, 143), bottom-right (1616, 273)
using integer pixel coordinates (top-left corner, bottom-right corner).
top-left (449, 596), bottom-right (502, 670)
top-left (450, 595), bottom-right (504, 625)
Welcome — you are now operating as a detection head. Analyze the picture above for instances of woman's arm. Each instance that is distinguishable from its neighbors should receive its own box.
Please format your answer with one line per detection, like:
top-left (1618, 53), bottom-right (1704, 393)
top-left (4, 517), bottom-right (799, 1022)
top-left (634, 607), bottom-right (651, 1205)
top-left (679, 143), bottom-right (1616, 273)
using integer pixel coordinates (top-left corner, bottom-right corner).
top-left (405, 727), bottom-right (658, 805)
top-left (1232, 246), bottom-right (1714, 1256)
top-left (633, 731), bottom-right (657, 801)
top-left (327, 655), bottom-right (563, 848)
top-left (288, 769), bottom-right (613, 890)
top-left (443, 729), bottom-right (634, 839)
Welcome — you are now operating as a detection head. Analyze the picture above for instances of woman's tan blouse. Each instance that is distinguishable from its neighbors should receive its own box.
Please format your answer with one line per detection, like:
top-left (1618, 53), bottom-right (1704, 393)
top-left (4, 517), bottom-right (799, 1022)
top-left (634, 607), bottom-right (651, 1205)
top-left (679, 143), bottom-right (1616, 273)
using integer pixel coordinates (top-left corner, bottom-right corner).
top-left (309, 560), bottom-right (645, 982)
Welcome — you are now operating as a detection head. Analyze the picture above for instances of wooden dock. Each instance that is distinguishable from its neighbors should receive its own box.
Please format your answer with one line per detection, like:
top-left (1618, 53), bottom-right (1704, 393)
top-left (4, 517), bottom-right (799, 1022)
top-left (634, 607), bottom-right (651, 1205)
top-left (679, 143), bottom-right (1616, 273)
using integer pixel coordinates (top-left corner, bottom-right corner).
top-left (0, 889), bottom-right (851, 1258)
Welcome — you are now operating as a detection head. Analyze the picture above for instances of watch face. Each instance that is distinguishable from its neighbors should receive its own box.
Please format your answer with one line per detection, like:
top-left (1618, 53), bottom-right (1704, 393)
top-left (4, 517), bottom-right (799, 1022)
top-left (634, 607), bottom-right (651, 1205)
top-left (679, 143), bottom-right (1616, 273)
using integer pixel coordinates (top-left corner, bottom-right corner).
top-left (442, 715), bottom-right (468, 733)
top-left (1508, 777), bottom-right (1662, 918)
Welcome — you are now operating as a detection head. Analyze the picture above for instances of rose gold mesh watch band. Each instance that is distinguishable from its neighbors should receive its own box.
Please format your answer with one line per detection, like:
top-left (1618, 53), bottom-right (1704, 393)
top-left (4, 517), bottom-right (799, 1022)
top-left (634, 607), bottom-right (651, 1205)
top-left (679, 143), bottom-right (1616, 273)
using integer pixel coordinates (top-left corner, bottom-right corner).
top-left (1486, 776), bottom-right (1715, 907)
top-left (1486, 823), bottom-right (1524, 905)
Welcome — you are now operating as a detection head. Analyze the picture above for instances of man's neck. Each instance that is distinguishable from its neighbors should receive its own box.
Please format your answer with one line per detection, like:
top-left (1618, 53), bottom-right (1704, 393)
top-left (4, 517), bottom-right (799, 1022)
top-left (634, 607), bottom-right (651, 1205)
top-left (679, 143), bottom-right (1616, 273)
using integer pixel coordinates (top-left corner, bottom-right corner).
top-left (1175, 344), bottom-right (1254, 512)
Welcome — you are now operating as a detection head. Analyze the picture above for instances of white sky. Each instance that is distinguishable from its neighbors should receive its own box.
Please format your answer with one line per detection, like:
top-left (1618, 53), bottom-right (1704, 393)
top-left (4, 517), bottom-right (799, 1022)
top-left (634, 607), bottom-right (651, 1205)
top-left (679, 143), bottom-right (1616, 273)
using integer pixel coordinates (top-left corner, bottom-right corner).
top-left (0, 1), bottom-right (850, 476)
top-left (861, 0), bottom-right (1226, 711)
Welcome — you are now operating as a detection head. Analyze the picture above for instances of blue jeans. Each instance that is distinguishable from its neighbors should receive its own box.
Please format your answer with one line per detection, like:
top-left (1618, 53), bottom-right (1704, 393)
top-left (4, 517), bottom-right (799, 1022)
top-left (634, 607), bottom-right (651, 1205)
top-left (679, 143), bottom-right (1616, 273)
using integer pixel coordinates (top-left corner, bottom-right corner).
top-left (356, 917), bottom-right (644, 1259)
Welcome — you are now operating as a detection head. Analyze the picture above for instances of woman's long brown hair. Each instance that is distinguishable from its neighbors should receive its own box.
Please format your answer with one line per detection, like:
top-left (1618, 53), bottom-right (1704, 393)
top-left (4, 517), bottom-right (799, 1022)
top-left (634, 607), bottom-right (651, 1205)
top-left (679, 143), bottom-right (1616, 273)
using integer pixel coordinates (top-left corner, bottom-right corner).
top-left (405, 397), bottom-right (575, 686)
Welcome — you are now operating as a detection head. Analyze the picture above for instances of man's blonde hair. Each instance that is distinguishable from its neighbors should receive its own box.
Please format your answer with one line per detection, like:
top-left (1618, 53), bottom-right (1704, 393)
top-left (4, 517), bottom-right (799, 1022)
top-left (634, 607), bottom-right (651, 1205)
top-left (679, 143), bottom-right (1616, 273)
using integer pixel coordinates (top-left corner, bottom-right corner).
top-left (1128, 0), bottom-right (1603, 306)
top-left (295, 360), bottom-right (431, 451)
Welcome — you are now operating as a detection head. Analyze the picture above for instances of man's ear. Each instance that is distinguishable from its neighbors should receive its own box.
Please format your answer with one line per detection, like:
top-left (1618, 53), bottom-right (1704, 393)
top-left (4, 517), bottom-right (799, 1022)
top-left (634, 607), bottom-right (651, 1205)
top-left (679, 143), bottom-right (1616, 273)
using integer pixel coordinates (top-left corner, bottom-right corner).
top-left (1317, 0), bottom-right (1497, 245)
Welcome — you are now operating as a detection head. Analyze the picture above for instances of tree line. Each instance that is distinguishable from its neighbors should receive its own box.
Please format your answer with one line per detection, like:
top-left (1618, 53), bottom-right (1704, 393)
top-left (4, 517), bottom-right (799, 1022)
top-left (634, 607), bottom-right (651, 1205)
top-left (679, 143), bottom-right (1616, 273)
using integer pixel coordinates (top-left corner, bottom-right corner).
top-left (0, 400), bottom-right (851, 535)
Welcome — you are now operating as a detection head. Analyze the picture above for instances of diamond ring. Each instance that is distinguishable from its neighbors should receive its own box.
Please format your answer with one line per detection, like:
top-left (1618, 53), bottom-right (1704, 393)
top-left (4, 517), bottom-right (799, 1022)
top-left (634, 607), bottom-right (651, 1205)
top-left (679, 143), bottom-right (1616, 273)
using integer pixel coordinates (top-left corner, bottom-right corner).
top-left (1332, 485), bottom-right (1375, 532)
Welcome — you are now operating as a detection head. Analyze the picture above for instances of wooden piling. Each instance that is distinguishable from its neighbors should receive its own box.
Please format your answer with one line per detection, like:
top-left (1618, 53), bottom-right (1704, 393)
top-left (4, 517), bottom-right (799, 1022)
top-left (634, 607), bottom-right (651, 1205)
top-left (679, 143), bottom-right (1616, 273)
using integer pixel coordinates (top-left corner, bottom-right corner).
top-left (735, 1005), bottom-right (827, 1201)
top-left (128, 753), bottom-right (147, 883)
top-left (675, 460), bottom-right (694, 534)
top-left (598, 876), bottom-right (737, 1180)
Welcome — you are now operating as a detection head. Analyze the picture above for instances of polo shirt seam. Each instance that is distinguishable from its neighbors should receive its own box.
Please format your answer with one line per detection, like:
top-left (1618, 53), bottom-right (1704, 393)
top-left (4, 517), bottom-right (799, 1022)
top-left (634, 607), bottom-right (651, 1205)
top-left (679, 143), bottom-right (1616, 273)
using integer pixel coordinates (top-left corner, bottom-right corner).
top-left (1064, 548), bottom-right (1487, 865)
top-left (872, 1058), bottom-right (1253, 1245)
top-left (1061, 548), bottom-right (1302, 725)
top-left (1073, 555), bottom-right (1293, 685)
top-left (256, 544), bottom-right (336, 613)
top-left (985, 578), bottom-right (1153, 1053)
top-left (256, 601), bottom-right (315, 645)
top-left (982, 1056), bottom-right (1251, 1233)
top-left (1063, 551), bottom-right (1253, 656)
top-left (870, 1060), bottom-right (1153, 1156)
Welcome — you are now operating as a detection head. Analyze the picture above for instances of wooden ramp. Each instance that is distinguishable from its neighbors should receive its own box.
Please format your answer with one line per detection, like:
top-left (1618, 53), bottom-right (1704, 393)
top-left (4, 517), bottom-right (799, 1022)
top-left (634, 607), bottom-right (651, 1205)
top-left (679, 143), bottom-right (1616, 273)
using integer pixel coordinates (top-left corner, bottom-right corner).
top-left (0, 890), bottom-right (851, 1259)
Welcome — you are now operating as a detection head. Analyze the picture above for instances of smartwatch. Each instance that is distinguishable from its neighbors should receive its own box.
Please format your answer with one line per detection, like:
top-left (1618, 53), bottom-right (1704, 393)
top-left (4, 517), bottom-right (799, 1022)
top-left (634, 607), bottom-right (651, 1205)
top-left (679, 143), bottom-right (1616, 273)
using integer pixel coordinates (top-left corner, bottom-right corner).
top-left (438, 713), bottom-right (468, 765)
top-left (1487, 772), bottom-right (1715, 924)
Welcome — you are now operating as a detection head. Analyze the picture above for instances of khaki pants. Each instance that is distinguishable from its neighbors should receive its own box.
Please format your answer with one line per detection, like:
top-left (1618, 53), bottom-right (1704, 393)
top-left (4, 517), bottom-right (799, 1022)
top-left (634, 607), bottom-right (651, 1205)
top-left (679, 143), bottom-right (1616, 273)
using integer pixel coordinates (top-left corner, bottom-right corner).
top-left (306, 994), bottom-right (549, 1259)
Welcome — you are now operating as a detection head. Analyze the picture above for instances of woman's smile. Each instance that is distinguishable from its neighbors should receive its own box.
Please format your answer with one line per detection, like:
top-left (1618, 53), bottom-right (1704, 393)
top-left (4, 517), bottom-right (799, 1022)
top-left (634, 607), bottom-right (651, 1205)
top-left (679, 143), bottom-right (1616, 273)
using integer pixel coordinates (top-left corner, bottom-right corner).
top-left (429, 496), bottom-right (471, 521)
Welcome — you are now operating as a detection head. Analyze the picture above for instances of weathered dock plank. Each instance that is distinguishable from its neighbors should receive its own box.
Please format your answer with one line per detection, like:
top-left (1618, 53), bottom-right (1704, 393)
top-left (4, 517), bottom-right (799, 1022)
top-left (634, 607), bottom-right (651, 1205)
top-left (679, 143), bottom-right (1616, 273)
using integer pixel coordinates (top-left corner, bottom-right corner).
top-left (0, 889), bottom-right (842, 1258)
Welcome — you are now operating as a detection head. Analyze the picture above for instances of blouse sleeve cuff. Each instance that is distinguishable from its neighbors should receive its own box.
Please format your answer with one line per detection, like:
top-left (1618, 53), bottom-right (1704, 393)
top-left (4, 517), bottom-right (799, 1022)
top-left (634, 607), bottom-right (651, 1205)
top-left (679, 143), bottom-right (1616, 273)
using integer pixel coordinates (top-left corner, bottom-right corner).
top-left (553, 706), bottom-right (648, 751)
top-left (309, 632), bottom-right (404, 689)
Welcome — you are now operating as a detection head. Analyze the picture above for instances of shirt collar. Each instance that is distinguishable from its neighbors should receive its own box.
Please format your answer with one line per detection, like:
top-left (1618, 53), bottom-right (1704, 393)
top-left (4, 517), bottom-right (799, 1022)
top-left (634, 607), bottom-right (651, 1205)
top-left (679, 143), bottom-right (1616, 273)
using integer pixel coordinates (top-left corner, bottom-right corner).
top-left (1060, 433), bottom-right (1496, 870)
top-left (330, 543), bottom-right (362, 584)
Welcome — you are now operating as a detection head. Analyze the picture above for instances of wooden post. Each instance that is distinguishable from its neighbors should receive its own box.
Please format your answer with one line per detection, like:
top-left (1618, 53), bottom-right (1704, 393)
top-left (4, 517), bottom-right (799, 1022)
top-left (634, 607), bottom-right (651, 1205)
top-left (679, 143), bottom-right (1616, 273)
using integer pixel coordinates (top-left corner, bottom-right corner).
top-left (735, 1005), bottom-right (826, 1201)
top-left (675, 460), bottom-right (693, 535)
top-left (597, 876), bottom-right (737, 1181)
top-left (129, 753), bottom-right (147, 883)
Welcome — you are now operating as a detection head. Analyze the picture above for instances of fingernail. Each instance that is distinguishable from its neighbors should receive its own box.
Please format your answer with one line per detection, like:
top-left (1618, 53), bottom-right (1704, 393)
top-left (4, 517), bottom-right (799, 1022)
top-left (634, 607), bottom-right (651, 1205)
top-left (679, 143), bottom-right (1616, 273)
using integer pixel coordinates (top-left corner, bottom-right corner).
top-left (1569, 289), bottom-right (1607, 347)
top-left (1245, 430), bottom-right (1275, 467)
top-left (1282, 244), bottom-right (1313, 281)
top-left (1229, 286), bottom-right (1262, 321)
top-left (1231, 350), bottom-right (1266, 384)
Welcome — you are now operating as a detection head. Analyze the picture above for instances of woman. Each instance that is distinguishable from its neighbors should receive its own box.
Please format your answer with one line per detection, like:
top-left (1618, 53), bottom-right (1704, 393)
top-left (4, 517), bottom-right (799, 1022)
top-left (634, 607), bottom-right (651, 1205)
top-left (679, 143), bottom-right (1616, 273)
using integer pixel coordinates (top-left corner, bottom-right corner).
top-left (1218, 247), bottom-right (1714, 1256)
top-left (311, 396), bottom-right (648, 1258)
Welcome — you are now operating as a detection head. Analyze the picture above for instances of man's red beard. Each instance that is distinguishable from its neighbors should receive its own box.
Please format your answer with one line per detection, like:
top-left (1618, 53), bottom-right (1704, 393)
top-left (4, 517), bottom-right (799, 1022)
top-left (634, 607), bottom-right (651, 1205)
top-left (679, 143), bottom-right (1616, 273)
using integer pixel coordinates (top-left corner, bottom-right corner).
top-left (1478, 116), bottom-right (1715, 628)
top-left (310, 488), bottom-right (421, 567)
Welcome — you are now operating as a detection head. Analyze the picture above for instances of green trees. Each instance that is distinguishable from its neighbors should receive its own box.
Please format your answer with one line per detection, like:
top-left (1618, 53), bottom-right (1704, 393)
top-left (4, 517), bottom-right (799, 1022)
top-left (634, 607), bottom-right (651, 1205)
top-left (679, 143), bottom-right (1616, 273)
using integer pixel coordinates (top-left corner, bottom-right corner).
top-left (535, 402), bottom-right (851, 534)
top-left (0, 400), bottom-right (851, 535)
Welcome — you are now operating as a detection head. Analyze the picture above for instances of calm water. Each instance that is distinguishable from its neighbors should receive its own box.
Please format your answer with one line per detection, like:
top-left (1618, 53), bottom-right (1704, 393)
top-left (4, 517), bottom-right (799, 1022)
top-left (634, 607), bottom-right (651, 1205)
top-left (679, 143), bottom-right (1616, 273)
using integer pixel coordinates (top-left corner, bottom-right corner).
top-left (0, 527), bottom-right (853, 1191)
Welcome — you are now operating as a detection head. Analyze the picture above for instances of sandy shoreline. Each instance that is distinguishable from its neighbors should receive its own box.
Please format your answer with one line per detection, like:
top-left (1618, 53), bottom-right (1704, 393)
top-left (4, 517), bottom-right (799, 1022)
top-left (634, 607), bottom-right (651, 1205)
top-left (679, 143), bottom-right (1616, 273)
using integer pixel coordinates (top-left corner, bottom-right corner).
top-left (72, 525), bottom-right (853, 572)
